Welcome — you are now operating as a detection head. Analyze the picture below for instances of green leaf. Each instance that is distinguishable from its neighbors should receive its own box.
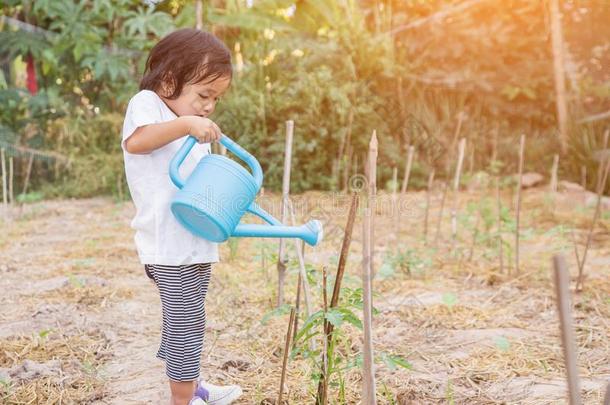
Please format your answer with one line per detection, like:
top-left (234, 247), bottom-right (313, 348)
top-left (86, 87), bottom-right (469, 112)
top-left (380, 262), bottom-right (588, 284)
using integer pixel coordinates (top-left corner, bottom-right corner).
top-left (442, 292), bottom-right (458, 308)
top-left (325, 308), bottom-right (344, 327)
top-left (260, 303), bottom-right (291, 324)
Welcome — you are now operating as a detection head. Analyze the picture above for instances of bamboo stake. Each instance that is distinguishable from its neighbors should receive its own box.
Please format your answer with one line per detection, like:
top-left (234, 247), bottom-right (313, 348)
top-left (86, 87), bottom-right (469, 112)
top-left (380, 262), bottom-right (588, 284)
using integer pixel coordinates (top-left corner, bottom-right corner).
top-left (515, 134), bottom-right (526, 274)
top-left (316, 193), bottom-right (359, 402)
top-left (569, 228), bottom-right (581, 270)
top-left (496, 177), bottom-right (504, 274)
top-left (552, 255), bottom-right (582, 405)
top-left (338, 109), bottom-right (353, 192)
top-left (362, 132), bottom-right (377, 404)
top-left (550, 0), bottom-right (569, 154)
top-left (319, 266), bottom-right (329, 405)
top-left (400, 145), bottom-right (415, 194)
top-left (491, 125), bottom-right (499, 165)
top-left (424, 170), bottom-right (435, 245)
top-left (391, 166), bottom-right (398, 236)
top-left (434, 181), bottom-right (448, 247)
top-left (550, 154), bottom-right (560, 193)
top-left (580, 165), bottom-right (586, 189)
top-left (368, 131), bottom-right (377, 279)
top-left (21, 152), bottom-right (34, 197)
top-left (291, 271), bottom-right (301, 349)
top-left (451, 138), bottom-right (467, 250)
top-left (467, 187), bottom-right (485, 262)
top-left (330, 193), bottom-right (359, 308)
top-left (195, 0), bottom-right (203, 29)
top-left (575, 159), bottom-right (610, 291)
top-left (277, 306), bottom-right (296, 405)
top-left (287, 199), bottom-right (313, 318)
top-left (8, 156), bottom-right (13, 204)
top-left (343, 143), bottom-right (352, 192)
top-left (277, 120), bottom-right (294, 307)
top-left (1, 148), bottom-right (6, 209)
top-left (362, 204), bottom-right (376, 405)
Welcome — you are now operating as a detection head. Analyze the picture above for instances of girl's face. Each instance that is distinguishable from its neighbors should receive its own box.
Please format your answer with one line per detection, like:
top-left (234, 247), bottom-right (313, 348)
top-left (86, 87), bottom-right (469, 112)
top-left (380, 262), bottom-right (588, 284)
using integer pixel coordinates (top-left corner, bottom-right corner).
top-left (160, 75), bottom-right (231, 118)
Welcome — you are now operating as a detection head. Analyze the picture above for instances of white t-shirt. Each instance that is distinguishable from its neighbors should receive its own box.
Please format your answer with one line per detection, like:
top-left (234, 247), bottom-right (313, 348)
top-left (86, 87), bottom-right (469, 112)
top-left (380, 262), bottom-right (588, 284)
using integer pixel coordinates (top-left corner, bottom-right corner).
top-left (121, 90), bottom-right (220, 265)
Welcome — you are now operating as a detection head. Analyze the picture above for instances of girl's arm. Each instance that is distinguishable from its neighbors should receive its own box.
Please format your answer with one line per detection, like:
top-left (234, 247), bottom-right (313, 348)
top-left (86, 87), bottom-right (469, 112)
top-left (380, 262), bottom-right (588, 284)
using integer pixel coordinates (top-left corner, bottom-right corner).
top-left (124, 116), bottom-right (221, 154)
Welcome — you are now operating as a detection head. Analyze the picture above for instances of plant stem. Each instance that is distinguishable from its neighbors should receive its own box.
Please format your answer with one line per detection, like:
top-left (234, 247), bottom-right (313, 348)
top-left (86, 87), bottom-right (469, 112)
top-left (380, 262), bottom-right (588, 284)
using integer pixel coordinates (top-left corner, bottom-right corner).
top-left (277, 307), bottom-right (296, 405)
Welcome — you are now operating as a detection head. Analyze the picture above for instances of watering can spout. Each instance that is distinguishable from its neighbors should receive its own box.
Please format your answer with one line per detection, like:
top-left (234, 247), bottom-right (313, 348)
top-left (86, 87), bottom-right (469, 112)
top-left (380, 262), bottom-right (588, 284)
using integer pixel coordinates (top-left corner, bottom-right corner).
top-left (233, 219), bottom-right (324, 247)
top-left (238, 201), bottom-right (323, 246)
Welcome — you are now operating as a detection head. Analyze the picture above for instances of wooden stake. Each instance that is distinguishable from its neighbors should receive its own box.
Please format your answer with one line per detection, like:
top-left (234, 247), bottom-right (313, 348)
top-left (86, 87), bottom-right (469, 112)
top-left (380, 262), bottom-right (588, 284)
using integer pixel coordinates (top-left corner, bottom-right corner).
top-left (391, 166), bottom-right (398, 236)
top-left (496, 177), bottom-right (504, 274)
top-left (338, 109), bottom-right (353, 192)
top-left (604, 381), bottom-right (610, 405)
top-left (550, 154), bottom-right (560, 193)
top-left (277, 120), bottom-right (294, 307)
top-left (320, 266), bottom-right (329, 405)
top-left (434, 181), bottom-right (448, 247)
top-left (550, 0), bottom-right (569, 154)
top-left (287, 200), bottom-right (313, 318)
top-left (362, 204), bottom-right (376, 405)
top-left (368, 131), bottom-right (377, 279)
top-left (362, 132), bottom-right (377, 404)
top-left (468, 188), bottom-right (485, 262)
top-left (195, 0), bottom-right (203, 29)
top-left (451, 138), bottom-right (467, 250)
top-left (21, 152), bottom-right (34, 197)
top-left (580, 165), bottom-right (587, 189)
top-left (576, 159), bottom-right (610, 291)
top-left (316, 193), bottom-right (359, 402)
top-left (515, 134), bottom-right (526, 274)
top-left (569, 228), bottom-right (581, 270)
top-left (491, 124), bottom-right (499, 165)
top-left (330, 193), bottom-right (359, 311)
top-left (291, 271), bottom-right (301, 349)
top-left (277, 307), bottom-right (296, 405)
top-left (343, 143), bottom-right (352, 192)
top-left (424, 170), bottom-right (435, 245)
top-left (400, 145), bottom-right (415, 194)
top-left (552, 255), bottom-right (582, 405)
top-left (1, 148), bottom-right (7, 208)
top-left (8, 156), bottom-right (14, 204)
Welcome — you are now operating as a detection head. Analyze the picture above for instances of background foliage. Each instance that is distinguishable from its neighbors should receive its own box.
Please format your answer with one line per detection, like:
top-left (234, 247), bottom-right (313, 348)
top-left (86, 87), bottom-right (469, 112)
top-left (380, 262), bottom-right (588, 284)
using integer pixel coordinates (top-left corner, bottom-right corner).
top-left (1, 0), bottom-right (609, 197)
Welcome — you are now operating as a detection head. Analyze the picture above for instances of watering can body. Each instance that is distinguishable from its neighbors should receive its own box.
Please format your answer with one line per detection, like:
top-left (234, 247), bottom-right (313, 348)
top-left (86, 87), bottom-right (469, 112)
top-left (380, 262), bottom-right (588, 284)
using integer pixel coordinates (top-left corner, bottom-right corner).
top-left (169, 135), bottom-right (323, 246)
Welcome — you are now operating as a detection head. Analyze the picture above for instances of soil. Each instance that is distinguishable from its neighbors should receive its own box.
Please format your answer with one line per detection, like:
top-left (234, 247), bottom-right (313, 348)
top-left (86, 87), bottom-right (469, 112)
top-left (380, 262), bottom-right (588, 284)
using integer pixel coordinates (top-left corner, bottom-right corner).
top-left (0, 188), bottom-right (608, 404)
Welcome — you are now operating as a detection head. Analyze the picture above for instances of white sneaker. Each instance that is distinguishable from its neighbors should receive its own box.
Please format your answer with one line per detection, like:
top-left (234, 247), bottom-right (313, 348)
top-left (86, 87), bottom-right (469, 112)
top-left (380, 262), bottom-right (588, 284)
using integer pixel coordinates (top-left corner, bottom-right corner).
top-left (196, 380), bottom-right (243, 405)
top-left (189, 397), bottom-right (207, 405)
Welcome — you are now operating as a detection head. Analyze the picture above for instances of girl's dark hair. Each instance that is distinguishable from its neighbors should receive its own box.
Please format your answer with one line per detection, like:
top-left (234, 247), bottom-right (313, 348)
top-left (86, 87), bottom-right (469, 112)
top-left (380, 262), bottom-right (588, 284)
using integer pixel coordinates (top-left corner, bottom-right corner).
top-left (140, 28), bottom-right (232, 99)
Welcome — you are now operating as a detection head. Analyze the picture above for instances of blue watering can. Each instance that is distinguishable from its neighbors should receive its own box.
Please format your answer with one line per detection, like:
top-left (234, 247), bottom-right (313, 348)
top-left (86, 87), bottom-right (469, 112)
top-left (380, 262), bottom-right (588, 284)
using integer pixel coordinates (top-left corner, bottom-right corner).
top-left (169, 134), bottom-right (323, 246)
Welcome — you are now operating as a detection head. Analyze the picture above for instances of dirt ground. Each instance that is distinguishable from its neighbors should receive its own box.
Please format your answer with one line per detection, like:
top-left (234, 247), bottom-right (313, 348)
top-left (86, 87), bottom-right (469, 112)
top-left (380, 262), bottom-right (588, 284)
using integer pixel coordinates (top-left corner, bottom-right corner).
top-left (0, 186), bottom-right (608, 404)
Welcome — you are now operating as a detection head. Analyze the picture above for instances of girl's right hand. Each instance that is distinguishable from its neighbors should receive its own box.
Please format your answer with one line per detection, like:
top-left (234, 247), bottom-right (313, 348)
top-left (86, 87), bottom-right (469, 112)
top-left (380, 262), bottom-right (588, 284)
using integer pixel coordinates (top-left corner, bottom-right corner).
top-left (181, 116), bottom-right (222, 143)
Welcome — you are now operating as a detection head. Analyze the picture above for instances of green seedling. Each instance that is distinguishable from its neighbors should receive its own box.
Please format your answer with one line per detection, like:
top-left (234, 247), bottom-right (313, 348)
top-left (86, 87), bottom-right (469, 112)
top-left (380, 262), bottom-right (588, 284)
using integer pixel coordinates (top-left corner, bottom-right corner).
top-left (493, 336), bottom-right (511, 352)
top-left (442, 292), bottom-right (458, 309)
top-left (260, 303), bottom-right (292, 325)
top-left (227, 237), bottom-right (239, 261)
top-left (68, 274), bottom-right (85, 289)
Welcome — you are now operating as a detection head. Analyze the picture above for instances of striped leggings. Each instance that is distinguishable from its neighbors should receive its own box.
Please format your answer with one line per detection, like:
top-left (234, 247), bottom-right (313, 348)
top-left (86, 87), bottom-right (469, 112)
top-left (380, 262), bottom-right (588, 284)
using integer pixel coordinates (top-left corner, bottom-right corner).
top-left (144, 263), bottom-right (212, 381)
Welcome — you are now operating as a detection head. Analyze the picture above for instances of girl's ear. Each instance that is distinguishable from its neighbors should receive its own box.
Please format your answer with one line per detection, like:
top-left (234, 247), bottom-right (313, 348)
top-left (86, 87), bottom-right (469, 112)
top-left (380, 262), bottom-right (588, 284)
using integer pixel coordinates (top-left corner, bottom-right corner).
top-left (159, 73), bottom-right (176, 98)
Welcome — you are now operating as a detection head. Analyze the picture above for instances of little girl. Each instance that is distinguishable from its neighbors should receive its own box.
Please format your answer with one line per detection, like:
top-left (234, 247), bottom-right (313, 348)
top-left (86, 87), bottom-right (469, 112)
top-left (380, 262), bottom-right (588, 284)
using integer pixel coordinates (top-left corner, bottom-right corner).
top-left (121, 28), bottom-right (242, 405)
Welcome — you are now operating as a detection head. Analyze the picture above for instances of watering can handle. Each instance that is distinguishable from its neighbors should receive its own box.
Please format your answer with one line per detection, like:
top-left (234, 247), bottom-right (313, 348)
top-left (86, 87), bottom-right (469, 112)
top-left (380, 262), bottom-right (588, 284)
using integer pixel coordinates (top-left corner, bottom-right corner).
top-left (169, 134), bottom-right (264, 189)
